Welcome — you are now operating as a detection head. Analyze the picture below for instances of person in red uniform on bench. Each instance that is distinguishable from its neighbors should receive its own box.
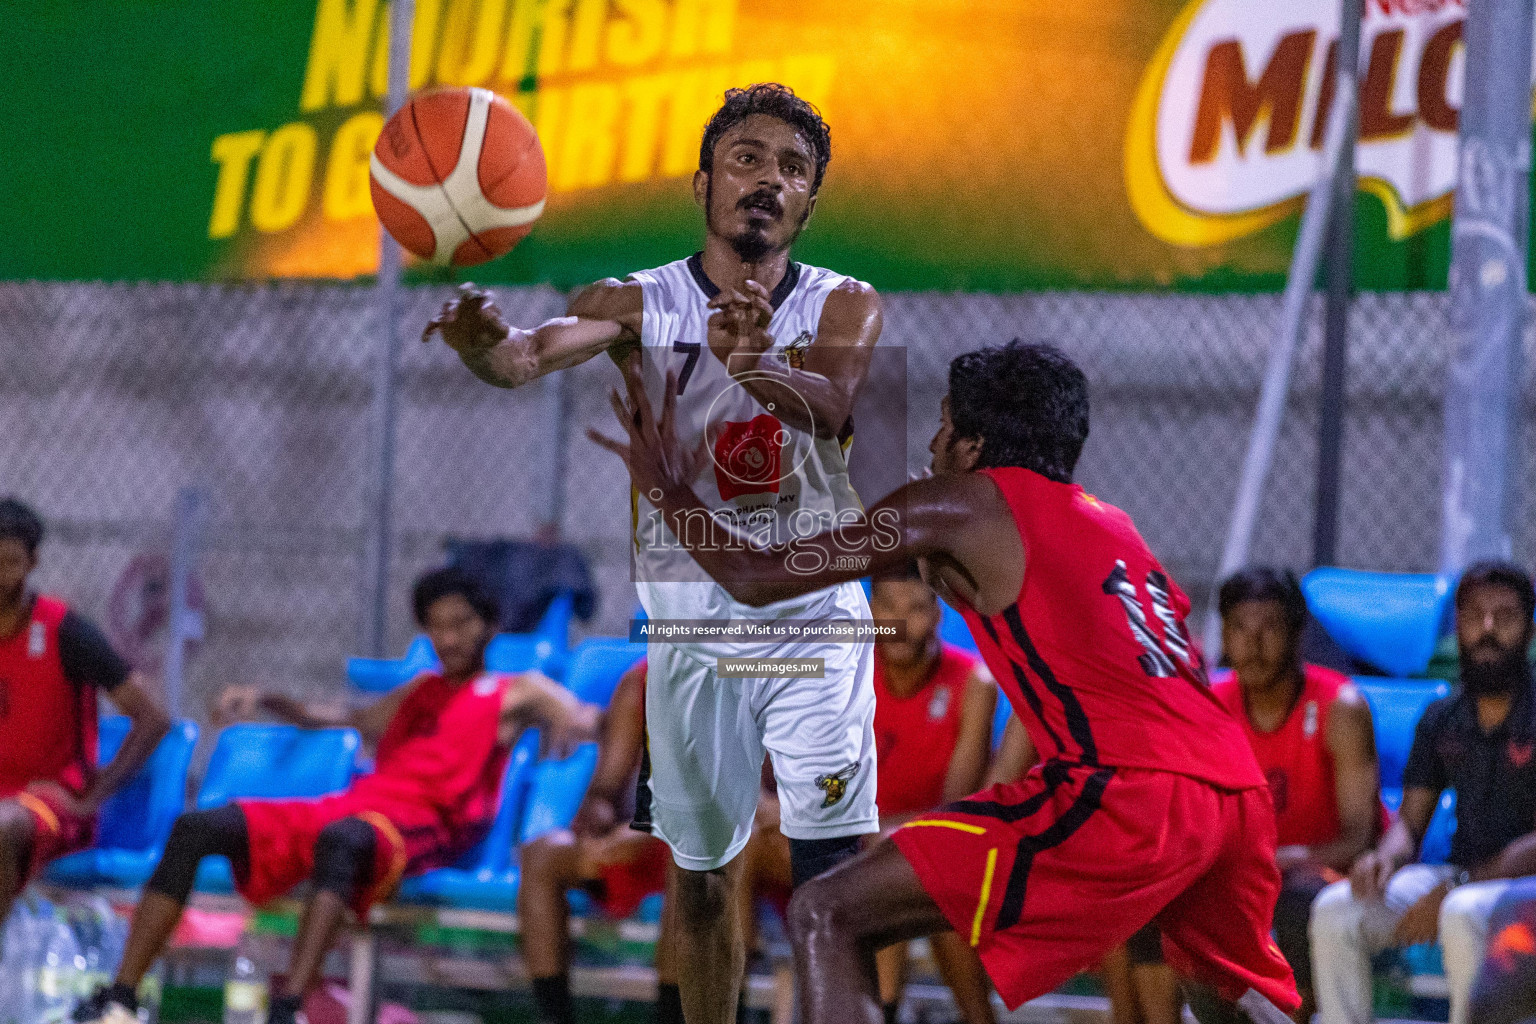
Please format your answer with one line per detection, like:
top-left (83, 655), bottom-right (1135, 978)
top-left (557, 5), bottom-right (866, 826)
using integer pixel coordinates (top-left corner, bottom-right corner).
top-left (589, 339), bottom-right (1299, 1023)
top-left (519, 657), bottom-right (795, 1024)
top-left (519, 657), bottom-right (680, 1024)
top-left (0, 498), bottom-right (170, 927)
top-left (75, 567), bottom-right (600, 1024)
top-left (867, 564), bottom-right (998, 1024)
top-left (1210, 567), bottom-right (1382, 1021)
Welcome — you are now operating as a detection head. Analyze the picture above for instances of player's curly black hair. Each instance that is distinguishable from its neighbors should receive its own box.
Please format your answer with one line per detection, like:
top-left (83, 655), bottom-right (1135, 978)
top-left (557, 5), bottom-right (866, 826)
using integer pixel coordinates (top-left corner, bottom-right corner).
top-left (0, 497), bottom-right (44, 558)
top-left (412, 566), bottom-right (499, 628)
top-left (947, 340), bottom-right (1089, 483)
top-left (699, 83), bottom-right (832, 193)
top-left (1218, 567), bottom-right (1307, 637)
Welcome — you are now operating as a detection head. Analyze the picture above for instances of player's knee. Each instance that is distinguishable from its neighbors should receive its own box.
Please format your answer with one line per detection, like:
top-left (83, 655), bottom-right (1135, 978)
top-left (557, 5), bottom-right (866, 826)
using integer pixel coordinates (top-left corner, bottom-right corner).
top-left (786, 872), bottom-right (850, 945)
top-left (673, 866), bottom-right (733, 928)
top-left (311, 818), bottom-right (377, 898)
top-left (520, 830), bottom-right (576, 885)
top-left (1308, 879), bottom-right (1364, 943)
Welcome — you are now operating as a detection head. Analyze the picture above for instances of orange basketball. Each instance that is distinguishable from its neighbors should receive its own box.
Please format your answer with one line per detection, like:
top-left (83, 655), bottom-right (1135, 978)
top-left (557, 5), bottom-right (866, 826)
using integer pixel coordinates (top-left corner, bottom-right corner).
top-left (369, 87), bottom-right (547, 267)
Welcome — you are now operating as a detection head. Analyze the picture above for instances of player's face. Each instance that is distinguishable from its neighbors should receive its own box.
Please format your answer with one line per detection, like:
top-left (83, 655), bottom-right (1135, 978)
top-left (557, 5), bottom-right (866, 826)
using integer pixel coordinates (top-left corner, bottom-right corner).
top-left (423, 593), bottom-right (492, 680)
top-left (1457, 583), bottom-right (1532, 694)
top-left (870, 579), bottom-right (941, 668)
top-left (928, 396), bottom-right (981, 475)
top-left (696, 115), bottom-right (818, 261)
top-left (1222, 600), bottom-right (1298, 693)
top-left (0, 538), bottom-right (34, 606)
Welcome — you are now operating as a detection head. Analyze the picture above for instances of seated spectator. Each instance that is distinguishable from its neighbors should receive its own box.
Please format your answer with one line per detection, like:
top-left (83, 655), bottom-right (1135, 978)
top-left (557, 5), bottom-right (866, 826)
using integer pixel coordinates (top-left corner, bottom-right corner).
top-left (0, 498), bottom-right (171, 925)
top-left (1208, 567), bottom-right (1382, 1022)
top-left (520, 659), bottom-right (791, 1024)
top-left (1312, 561), bottom-right (1536, 1024)
top-left (75, 568), bottom-right (600, 1024)
top-left (868, 566), bottom-right (999, 1024)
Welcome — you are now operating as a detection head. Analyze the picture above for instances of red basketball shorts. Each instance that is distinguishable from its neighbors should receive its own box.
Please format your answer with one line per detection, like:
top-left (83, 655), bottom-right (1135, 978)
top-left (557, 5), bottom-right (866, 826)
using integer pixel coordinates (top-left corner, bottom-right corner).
top-left (237, 792), bottom-right (479, 916)
top-left (891, 762), bottom-right (1299, 1013)
top-left (13, 789), bottom-right (95, 879)
top-left (592, 834), bottom-right (670, 919)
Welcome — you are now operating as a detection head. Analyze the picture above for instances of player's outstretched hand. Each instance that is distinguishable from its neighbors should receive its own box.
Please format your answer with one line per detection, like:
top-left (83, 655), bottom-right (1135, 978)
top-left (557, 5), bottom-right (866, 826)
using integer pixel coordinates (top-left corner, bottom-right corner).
top-left (587, 362), bottom-right (708, 499)
top-left (422, 283), bottom-right (513, 354)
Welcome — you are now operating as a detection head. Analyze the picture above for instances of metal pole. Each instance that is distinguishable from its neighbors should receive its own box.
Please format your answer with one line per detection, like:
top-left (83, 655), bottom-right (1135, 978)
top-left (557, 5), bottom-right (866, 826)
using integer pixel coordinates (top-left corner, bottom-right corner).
top-left (1438, 0), bottom-right (1534, 575)
top-left (164, 487), bottom-right (208, 720)
top-left (361, 0), bottom-right (414, 657)
top-left (1200, 45), bottom-right (1361, 660)
top-left (1313, 0), bottom-right (1364, 569)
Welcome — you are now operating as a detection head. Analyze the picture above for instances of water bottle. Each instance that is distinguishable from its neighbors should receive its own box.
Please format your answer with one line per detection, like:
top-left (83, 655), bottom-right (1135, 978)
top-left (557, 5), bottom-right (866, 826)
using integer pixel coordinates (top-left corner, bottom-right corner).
top-left (223, 935), bottom-right (269, 1024)
top-left (37, 906), bottom-right (83, 1023)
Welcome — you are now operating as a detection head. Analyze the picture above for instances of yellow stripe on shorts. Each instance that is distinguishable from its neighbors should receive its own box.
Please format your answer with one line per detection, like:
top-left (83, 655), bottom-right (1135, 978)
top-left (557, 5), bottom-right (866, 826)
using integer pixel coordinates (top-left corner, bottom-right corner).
top-left (971, 847), bottom-right (999, 947)
top-left (899, 818), bottom-right (987, 835)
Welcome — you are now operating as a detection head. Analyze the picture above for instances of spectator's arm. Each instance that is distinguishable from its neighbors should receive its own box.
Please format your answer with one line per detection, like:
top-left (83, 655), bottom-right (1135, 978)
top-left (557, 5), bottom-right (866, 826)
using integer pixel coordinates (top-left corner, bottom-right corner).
top-left (941, 671), bottom-right (998, 802)
top-left (986, 713), bottom-right (1036, 786)
top-left (76, 672), bottom-right (170, 812)
top-left (571, 662), bottom-right (646, 836)
top-left (1303, 688), bottom-right (1382, 872)
top-left (235, 682), bottom-right (412, 746)
top-left (502, 671), bottom-right (602, 756)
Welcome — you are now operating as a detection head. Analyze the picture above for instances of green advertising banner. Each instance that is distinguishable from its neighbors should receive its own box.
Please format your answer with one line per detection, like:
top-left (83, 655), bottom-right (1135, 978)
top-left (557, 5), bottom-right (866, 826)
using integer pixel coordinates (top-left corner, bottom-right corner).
top-left (2, 0), bottom-right (1530, 290)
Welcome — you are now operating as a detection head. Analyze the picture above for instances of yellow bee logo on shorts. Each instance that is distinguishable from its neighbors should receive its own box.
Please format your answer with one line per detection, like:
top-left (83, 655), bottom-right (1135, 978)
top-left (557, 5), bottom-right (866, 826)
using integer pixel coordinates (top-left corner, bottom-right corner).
top-left (815, 763), bottom-right (860, 808)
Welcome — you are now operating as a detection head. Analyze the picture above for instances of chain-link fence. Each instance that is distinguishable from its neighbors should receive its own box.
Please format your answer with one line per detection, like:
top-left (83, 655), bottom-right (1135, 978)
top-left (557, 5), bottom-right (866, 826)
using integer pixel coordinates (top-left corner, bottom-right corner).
top-left (1, 280), bottom-right (1523, 718)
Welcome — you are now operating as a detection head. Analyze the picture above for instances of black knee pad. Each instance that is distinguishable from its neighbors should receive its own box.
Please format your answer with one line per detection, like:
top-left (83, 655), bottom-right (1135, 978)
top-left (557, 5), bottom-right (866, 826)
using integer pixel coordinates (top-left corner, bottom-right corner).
top-left (788, 835), bottom-right (860, 889)
top-left (311, 817), bottom-right (377, 902)
top-left (146, 806), bottom-right (249, 903)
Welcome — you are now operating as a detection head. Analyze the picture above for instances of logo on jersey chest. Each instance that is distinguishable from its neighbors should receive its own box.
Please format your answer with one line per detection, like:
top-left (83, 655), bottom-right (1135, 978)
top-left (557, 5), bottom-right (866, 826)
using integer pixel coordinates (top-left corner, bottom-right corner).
top-left (928, 686), bottom-right (951, 721)
top-left (815, 762), bottom-right (860, 807)
top-left (784, 330), bottom-right (814, 370)
top-left (1302, 700), bottom-right (1319, 739)
top-left (713, 414), bottom-right (787, 501)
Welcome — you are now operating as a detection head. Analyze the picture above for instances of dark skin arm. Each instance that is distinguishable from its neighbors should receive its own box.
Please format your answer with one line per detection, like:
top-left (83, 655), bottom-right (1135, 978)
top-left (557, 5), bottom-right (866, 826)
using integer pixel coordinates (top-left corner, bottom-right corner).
top-left (570, 661), bottom-right (646, 838)
top-left (1276, 690), bottom-right (1381, 874)
top-left (986, 715), bottom-right (1037, 787)
top-left (588, 371), bottom-right (1023, 613)
top-left (707, 279), bottom-right (882, 438)
top-left (422, 280), bottom-right (643, 389)
top-left (218, 682), bottom-right (414, 747)
top-left (32, 674), bottom-right (171, 816)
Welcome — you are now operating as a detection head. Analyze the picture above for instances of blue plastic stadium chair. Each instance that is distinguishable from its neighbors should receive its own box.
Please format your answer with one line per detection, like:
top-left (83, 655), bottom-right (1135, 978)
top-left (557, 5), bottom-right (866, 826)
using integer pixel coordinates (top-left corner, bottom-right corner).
top-left (485, 632), bottom-right (566, 680)
top-left (45, 717), bottom-right (199, 888)
top-left (536, 591), bottom-right (578, 651)
top-left (347, 634), bottom-right (439, 693)
top-left (1420, 789), bottom-right (1458, 865)
top-left (396, 730), bottom-right (541, 911)
top-left (518, 745), bottom-right (602, 846)
top-left (564, 637), bottom-right (644, 707)
top-left (193, 724), bottom-right (361, 893)
top-left (1354, 678), bottom-right (1450, 796)
top-left (1302, 569), bottom-right (1452, 678)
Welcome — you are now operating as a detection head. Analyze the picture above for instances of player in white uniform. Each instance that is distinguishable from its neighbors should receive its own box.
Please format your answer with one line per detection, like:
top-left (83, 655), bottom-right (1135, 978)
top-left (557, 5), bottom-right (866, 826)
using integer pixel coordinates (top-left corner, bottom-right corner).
top-left (424, 84), bottom-right (884, 1024)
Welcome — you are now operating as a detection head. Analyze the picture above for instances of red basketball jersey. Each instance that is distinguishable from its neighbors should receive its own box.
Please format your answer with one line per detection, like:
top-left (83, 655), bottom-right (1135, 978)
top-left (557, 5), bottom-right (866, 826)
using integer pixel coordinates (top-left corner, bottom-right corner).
top-left (353, 670), bottom-right (512, 833)
top-left (874, 643), bottom-right (980, 815)
top-left (0, 596), bottom-right (98, 797)
top-left (956, 468), bottom-right (1264, 791)
top-left (1213, 664), bottom-right (1351, 846)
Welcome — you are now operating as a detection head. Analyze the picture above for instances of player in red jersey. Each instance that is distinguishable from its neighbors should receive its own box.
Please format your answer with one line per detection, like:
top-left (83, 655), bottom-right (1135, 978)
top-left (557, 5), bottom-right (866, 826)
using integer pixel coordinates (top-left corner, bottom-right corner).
top-left (76, 568), bottom-right (600, 1024)
top-left (868, 565), bottom-right (998, 1024)
top-left (0, 498), bottom-right (171, 926)
top-left (589, 339), bottom-right (1298, 1023)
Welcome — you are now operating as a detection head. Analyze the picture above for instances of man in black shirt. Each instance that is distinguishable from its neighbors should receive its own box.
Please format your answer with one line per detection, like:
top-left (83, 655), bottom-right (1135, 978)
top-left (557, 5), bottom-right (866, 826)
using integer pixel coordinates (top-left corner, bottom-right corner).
top-left (0, 498), bottom-right (170, 926)
top-left (1311, 561), bottom-right (1536, 1024)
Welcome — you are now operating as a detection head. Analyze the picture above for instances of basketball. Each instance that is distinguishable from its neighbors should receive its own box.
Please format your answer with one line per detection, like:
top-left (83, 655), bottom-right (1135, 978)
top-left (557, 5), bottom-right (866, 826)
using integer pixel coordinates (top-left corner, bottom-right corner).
top-left (369, 86), bottom-right (547, 267)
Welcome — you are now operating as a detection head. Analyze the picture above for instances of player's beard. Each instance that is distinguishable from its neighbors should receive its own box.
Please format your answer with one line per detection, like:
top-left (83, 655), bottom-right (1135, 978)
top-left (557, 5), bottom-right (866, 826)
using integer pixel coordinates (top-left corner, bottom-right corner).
top-left (706, 180), bottom-right (806, 264)
top-left (1460, 637), bottom-right (1531, 697)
